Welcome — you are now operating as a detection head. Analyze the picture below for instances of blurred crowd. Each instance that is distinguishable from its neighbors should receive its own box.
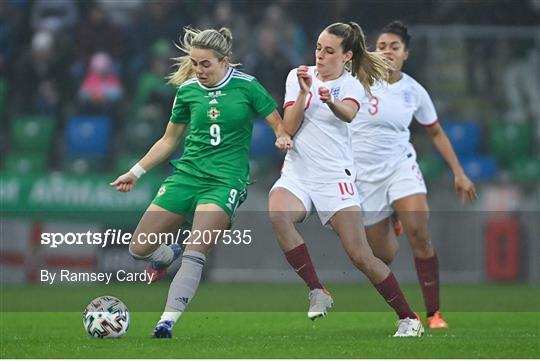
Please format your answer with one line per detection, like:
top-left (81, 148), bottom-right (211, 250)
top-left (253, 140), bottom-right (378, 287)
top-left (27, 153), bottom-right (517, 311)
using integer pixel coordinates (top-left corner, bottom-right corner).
top-left (0, 0), bottom-right (538, 175)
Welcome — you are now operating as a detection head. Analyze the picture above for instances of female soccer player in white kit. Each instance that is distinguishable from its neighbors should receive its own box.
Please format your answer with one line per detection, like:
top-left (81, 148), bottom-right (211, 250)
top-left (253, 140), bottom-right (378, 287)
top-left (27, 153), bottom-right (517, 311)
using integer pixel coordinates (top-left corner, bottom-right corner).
top-left (269, 22), bottom-right (424, 337)
top-left (351, 21), bottom-right (477, 329)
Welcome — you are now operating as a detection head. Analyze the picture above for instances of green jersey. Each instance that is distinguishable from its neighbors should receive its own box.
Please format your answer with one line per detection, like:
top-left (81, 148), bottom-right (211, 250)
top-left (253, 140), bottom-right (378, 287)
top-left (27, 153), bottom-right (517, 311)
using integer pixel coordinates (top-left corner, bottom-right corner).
top-left (170, 68), bottom-right (276, 187)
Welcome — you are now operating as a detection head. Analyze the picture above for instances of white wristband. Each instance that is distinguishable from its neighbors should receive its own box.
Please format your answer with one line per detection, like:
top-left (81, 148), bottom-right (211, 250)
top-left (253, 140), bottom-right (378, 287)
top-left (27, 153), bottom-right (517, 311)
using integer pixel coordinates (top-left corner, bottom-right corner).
top-left (329, 93), bottom-right (335, 104)
top-left (130, 163), bottom-right (146, 178)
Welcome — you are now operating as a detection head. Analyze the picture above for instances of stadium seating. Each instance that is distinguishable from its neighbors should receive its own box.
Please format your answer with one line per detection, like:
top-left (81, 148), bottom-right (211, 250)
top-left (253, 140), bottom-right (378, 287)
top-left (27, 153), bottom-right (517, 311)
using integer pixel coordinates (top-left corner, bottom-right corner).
top-left (510, 157), bottom-right (540, 183)
top-left (123, 118), bottom-right (162, 152)
top-left (250, 119), bottom-right (276, 158)
top-left (116, 152), bottom-right (145, 173)
top-left (248, 119), bottom-right (278, 178)
top-left (460, 156), bottom-right (497, 181)
top-left (442, 121), bottom-right (481, 158)
top-left (0, 79), bottom-right (6, 119)
top-left (489, 122), bottom-right (532, 166)
top-left (10, 115), bottom-right (56, 152)
top-left (417, 155), bottom-right (444, 181)
top-left (65, 115), bottom-right (112, 158)
top-left (62, 157), bottom-right (103, 175)
top-left (131, 73), bottom-right (175, 119)
top-left (4, 152), bottom-right (47, 174)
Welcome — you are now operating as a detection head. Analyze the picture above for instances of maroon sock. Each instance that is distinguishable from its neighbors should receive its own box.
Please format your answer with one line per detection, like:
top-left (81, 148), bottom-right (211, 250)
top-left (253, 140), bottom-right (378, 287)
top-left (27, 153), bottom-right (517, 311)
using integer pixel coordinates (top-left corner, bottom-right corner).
top-left (284, 244), bottom-right (324, 290)
top-left (414, 253), bottom-right (440, 317)
top-left (374, 272), bottom-right (416, 319)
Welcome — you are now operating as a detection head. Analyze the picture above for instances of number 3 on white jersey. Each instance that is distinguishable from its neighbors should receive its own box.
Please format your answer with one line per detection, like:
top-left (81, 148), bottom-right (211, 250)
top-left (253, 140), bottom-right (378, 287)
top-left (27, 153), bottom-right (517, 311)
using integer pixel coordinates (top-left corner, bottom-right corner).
top-left (210, 124), bottom-right (221, 145)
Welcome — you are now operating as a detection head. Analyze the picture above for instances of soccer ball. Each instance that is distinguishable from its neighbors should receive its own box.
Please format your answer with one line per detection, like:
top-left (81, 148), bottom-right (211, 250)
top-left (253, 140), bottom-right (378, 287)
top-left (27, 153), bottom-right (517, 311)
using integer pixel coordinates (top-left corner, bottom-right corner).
top-left (83, 296), bottom-right (130, 338)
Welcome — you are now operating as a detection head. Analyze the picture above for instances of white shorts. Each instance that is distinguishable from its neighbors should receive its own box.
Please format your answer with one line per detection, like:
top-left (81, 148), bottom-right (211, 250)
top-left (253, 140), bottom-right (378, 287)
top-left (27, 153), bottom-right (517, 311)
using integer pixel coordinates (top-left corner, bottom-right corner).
top-left (355, 157), bottom-right (427, 226)
top-left (270, 174), bottom-right (361, 226)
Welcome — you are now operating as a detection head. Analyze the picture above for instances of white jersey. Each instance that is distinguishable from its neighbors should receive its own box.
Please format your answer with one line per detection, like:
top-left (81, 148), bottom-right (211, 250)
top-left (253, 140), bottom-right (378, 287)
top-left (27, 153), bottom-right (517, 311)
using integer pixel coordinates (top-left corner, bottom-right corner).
top-left (350, 73), bottom-right (438, 182)
top-left (282, 66), bottom-right (365, 183)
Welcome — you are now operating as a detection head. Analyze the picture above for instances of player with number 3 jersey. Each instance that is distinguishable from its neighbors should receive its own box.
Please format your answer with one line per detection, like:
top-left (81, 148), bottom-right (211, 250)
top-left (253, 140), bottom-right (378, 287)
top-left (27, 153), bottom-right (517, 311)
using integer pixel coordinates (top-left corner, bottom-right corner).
top-left (350, 21), bottom-right (477, 329)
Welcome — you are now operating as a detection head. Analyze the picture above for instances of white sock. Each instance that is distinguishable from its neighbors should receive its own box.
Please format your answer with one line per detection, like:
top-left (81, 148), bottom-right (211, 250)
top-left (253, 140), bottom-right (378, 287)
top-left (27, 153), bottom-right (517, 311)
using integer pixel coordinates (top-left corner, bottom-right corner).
top-left (129, 244), bottom-right (174, 266)
top-left (160, 250), bottom-right (206, 322)
top-left (148, 244), bottom-right (174, 266)
top-left (159, 311), bottom-right (182, 323)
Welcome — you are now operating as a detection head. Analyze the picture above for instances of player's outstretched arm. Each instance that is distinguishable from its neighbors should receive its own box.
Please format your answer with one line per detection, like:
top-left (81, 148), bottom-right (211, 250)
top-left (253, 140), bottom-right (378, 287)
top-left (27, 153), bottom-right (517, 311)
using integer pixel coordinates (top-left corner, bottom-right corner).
top-left (110, 121), bottom-right (187, 192)
top-left (264, 110), bottom-right (293, 151)
top-left (425, 122), bottom-right (478, 204)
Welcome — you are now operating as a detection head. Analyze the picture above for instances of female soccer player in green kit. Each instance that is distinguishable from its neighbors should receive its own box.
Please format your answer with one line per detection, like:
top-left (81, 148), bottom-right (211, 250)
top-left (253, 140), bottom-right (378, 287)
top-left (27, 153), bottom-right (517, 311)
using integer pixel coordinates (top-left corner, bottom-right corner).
top-left (111, 27), bottom-right (292, 338)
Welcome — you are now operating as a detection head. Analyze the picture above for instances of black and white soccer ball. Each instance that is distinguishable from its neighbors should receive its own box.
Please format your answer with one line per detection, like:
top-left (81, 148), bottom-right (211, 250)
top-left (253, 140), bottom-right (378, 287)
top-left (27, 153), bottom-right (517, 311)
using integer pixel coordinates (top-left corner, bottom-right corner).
top-left (83, 296), bottom-right (130, 338)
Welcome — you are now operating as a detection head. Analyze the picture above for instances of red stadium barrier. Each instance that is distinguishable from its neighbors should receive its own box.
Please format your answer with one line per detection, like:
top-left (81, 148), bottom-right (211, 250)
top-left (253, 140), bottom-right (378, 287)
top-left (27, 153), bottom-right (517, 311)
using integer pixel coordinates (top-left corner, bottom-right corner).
top-left (485, 215), bottom-right (520, 281)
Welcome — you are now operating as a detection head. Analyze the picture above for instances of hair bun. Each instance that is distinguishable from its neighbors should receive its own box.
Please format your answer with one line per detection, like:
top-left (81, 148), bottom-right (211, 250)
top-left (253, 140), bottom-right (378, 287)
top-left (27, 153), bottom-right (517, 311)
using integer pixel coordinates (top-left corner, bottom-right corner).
top-left (218, 27), bottom-right (233, 42)
top-left (386, 21), bottom-right (408, 34)
top-left (381, 20), bottom-right (410, 47)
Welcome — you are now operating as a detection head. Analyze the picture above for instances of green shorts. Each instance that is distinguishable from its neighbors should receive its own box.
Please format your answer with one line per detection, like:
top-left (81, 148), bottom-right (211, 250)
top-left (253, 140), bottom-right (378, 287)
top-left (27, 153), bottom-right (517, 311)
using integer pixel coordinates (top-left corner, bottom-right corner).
top-left (151, 169), bottom-right (247, 224)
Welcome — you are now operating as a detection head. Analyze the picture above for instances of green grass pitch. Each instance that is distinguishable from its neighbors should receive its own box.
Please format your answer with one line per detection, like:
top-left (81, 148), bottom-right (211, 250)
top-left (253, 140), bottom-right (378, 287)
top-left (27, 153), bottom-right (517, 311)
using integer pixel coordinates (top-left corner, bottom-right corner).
top-left (1, 283), bottom-right (539, 358)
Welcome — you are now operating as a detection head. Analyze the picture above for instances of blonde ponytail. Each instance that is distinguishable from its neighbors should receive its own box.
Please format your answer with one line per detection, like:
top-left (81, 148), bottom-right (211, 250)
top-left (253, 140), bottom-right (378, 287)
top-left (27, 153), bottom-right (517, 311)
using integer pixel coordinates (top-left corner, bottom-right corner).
top-left (167, 27), bottom-right (237, 86)
top-left (325, 22), bottom-right (389, 96)
top-left (353, 49), bottom-right (389, 96)
top-left (217, 27), bottom-right (233, 44)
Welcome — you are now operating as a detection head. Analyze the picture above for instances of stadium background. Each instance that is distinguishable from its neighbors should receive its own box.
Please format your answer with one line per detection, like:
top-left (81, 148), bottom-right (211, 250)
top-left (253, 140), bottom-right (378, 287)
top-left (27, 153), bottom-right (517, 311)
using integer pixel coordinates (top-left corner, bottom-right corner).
top-left (1, 0), bottom-right (539, 292)
top-left (1, 1), bottom-right (539, 358)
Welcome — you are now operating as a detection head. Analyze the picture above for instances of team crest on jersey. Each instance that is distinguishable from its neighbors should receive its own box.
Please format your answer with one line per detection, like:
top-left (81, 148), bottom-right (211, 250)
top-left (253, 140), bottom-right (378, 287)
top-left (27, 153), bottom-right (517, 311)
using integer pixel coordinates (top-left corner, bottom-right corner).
top-left (402, 90), bottom-right (414, 106)
top-left (330, 87), bottom-right (341, 99)
top-left (157, 186), bottom-right (166, 197)
top-left (207, 107), bottom-right (221, 121)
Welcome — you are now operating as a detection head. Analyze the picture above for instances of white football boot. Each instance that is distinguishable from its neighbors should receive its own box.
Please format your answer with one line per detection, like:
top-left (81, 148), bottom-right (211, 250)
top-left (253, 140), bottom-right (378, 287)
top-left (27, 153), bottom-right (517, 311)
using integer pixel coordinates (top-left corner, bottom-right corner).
top-left (393, 316), bottom-right (424, 337)
top-left (307, 288), bottom-right (333, 320)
